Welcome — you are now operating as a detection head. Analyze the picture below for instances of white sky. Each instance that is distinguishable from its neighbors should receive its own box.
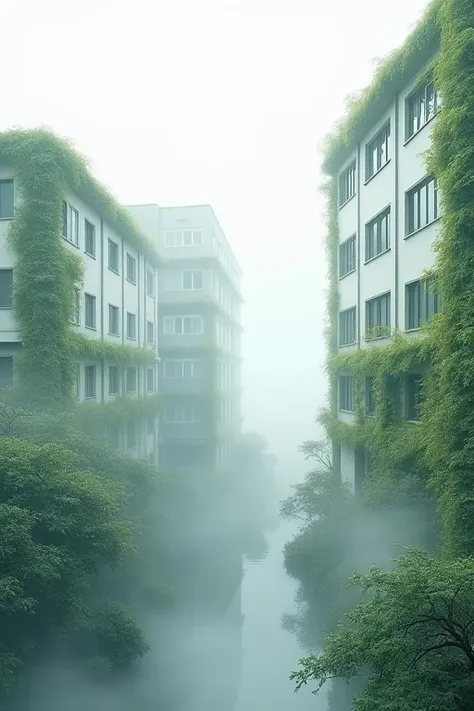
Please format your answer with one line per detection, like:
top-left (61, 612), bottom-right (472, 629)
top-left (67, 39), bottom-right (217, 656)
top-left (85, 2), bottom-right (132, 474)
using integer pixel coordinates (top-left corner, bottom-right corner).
top-left (3, 0), bottom-right (429, 473)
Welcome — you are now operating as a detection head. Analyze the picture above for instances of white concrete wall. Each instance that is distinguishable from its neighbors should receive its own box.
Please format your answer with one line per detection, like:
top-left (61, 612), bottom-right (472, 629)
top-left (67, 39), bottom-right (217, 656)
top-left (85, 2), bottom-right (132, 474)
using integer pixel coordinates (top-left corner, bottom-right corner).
top-left (0, 177), bottom-right (159, 465)
top-left (335, 54), bottom-right (441, 490)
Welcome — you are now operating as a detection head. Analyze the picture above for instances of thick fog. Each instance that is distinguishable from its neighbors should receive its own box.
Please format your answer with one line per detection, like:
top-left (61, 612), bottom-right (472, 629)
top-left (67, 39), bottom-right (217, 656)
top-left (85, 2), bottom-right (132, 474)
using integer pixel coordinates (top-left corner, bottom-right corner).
top-left (1, 1), bottom-right (437, 710)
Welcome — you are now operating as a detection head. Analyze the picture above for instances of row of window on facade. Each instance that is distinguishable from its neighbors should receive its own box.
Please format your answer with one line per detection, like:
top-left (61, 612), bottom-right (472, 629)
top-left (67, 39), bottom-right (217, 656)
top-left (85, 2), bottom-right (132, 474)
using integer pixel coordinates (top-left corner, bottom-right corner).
top-left (338, 372), bottom-right (422, 422)
top-left (62, 201), bottom-right (155, 296)
top-left (338, 278), bottom-right (441, 345)
top-left (73, 291), bottom-right (155, 344)
top-left (76, 364), bottom-right (156, 399)
top-left (339, 175), bottom-right (441, 278)
top-left (164, 228), bottom-right (239, 285)
top-left (163, 269), bottom-right (237, 316)
top-left (162, 314), bottom-right (239, 350)
top-left (338, 80), bottom-right (441, 207)
top-left (107, 417), bottom-right (156, 459)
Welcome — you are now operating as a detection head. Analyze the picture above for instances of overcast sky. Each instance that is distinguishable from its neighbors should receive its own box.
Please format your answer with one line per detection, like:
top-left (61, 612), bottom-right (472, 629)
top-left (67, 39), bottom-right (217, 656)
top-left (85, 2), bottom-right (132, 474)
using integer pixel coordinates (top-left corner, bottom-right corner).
top-left (3, 0), bottom-right (429, 475)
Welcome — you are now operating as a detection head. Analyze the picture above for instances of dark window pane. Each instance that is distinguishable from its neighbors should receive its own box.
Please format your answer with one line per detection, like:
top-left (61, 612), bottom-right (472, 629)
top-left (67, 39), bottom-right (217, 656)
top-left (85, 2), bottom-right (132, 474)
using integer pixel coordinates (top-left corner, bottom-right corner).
top-left (0, 180), bottom-right (14, 219)
top-left (0, 270), bottom-right (13, 308)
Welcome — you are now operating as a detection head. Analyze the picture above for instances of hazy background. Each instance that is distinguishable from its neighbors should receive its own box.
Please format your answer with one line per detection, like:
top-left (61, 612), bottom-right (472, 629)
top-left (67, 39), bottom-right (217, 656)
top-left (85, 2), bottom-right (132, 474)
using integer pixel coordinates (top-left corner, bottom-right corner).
top-left (2, 0), bottom-right (429, 469)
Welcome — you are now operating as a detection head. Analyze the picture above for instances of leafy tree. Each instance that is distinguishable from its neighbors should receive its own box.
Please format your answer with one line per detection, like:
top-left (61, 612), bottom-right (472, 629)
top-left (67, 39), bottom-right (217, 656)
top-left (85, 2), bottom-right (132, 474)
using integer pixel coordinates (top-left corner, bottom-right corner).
top-left (291, 548), bottom-right (474, 711)
top-left (0, 435), bottom-right (139, 693)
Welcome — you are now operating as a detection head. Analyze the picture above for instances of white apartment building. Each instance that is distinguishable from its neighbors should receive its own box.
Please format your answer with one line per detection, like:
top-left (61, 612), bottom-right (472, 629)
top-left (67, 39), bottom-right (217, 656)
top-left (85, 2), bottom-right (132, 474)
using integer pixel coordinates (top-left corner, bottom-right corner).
top-left (334, 55), bottom-right (442, 491)
top-left (0, 152), bottom-right (160, 465)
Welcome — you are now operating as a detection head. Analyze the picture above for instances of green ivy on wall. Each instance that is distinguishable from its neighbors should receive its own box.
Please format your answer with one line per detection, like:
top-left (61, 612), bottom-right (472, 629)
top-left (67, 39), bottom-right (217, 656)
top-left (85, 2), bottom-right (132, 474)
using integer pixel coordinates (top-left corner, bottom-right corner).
top-left (321, 0), bottom-right (474, 552)
top-left (0, 128), bottom-right (160, 411)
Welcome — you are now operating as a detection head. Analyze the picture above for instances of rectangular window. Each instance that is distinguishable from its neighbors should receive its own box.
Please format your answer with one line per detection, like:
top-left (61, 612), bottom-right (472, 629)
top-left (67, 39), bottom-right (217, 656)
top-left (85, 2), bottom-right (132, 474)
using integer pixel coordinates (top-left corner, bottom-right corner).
top-left (406, 177), bottom-right (441, 236)
top-left (366, 292), bottom-right (391, 339)
top-left (164, 359), bottom-right (198, 378)
top-left (365, 377), bottom-right (375, 416)
top-left (146, 368), bottom-right (154, 393)
top-left (405, 374), bottom-right (423, 421)
top-left (182, 270), bottom-right (203, 290)
top-left (73, 288), bottom-right (81, 325)
top-left (146, 269), bottom-right (154, 296)
top-left (0, 269), bottom-right (13, 308)
top-left (108, 304), bottom-right (119, 336)
top-left (147, 415), bottom-right (155, 434)
top-left (84, 365), bottom-right (96, 399)
top-left (126, 253), bottom-right (137, 283)
top-left (108, 366), bottom-right (119, 395)
top-left (147, 320), bottom-right (154, 344)
top-left (85, 220), bottom-right (96, 257)
top-left (127, 421), bottom-right (137, 450)
top-left (84, 294), bottom-right (96, 329)
top-left (405, 277), bottom-right (441, 330)
top-left (108, 239), bottom-right (119, 273)
top-left (338, 307), bottom-right (356, 346)
top-left (0, 357), bottom-right (13, 389)
top-left (366, 123), bottom-right (390, 180)
top-left (338, 375), bottom-right (354, 412)
top-left (406, 81), bottom-right (441, 140)
top-left (126, 312), bottom-right (137, 340)
top-left (164, 229), bottom-right (204, 247)
top-left (366, 208), bottom-right (390, 261)
top-left (62, 202), bottom-right (79, 245)
top-left (164, 405), bottom-right (197, 423)
top-left (75, 365), bottom-right (81, 400)
top-left (338, 160), bottom-right (356, 207)
top-left (163, 315), bottom-right (204, 335)
top-left (339, 235), bottom-right (356, 278)
top-left (126, 366), bottom-right (137, 393)
top-left (0, 180), bottom-right (14, 219)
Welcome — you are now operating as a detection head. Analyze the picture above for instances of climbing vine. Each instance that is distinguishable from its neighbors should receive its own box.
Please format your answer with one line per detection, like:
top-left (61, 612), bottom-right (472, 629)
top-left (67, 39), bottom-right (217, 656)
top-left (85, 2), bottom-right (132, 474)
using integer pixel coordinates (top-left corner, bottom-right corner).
top-left (321, 0), bottom-right (474, 551)
top-left (0, 128), bottom-right (160, 411)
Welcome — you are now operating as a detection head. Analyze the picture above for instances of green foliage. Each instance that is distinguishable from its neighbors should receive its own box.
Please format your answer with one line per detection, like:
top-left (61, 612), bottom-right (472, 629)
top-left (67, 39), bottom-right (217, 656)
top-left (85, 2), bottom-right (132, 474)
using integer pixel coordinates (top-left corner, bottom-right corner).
top-left (292, 548), bottom-right (474, 711)
top-left (0, 435), bottom-right (135, 692)
top-left (70, 333), bottom-right (157, 367)
top-left (0, 128), bottom-right (160, 409)
top-left (422, 0), bottom-right (474, 556)
top-left (322, 0), bottom-right (442, 174)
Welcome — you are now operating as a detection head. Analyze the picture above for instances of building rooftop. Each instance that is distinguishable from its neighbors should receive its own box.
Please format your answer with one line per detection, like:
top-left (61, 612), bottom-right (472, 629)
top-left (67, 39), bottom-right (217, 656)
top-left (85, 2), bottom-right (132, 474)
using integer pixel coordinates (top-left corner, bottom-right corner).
top-left (0, 128), bottom-right (162, 266)
top-left (323, 0), bottom-right (441, 175)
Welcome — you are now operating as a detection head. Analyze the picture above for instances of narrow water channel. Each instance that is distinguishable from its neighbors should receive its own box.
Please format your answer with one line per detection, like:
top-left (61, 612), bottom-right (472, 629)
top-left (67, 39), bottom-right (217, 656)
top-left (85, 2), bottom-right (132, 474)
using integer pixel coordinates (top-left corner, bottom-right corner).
top-left (236, 518), bottom-right (326, 711)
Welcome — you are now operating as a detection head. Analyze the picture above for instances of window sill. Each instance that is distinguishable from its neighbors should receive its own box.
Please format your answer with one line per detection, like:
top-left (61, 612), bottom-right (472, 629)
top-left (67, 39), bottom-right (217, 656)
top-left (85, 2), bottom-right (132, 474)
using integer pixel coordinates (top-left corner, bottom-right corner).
top-left (0, 216), bottom-right (14, 221)
top-left (405, 327), bottom-right (421, 334)
top-left (0, 306), bottom-right (13, 310)
top-left (404, 216), bottom-right (441, 240)
top-left (63, 236), bottom-right (80, 249)
top-left (126, 337), bottom-right (137, 342)
top-left (126, 278), bottom-right (137, 285)
top-left (85, 326), bottom-right (97, 332)
top-left (108, 266), bottom-right (120, 275)
top-left (364, 158), bottom-right (391, 186)
top-left (339, 409), bottom-right (355, 415)
top-left (404, 111), bottom-right (438, 147)
top-left (406, 418), bottom-right (421, 424)
top-left (108, 392), bottom-right (119, 397)
top-left (85, 251), bottom-right (96, 259)
top-left (365, 335), bottom-right (391, 342)
top-left (364, 247), bottom-right (391, 265)
top-left (108, 331), bottom-right (120, 337)
top-left (338, 268), bottom-right (356, 281)
top-left (338, 341), bottom-right (357, 348)
top-left (146, 291), bottom-right (154, 298)
top-left (365, 413), bottom-right (375, 419)
top-left (338, 193), bottom-right (356, 211)
top-left (84, 395), bottom-right (97, 401)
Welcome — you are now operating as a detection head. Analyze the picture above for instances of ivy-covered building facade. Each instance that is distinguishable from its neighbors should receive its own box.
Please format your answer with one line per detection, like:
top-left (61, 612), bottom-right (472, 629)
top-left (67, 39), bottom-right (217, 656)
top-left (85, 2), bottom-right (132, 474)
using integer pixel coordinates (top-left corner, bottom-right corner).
top-left (129, 203), bottom-right (243, 472)
top-left (0, 130), bottom-right (161, 464)
top-left (324, 0), bottom-right (474, 555)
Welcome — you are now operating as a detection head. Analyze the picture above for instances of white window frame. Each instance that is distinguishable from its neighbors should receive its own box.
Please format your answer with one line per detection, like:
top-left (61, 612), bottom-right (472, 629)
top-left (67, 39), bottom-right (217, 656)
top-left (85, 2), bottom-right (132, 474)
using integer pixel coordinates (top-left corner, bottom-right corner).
top-left (126, 253), bottom-right (137, 284)
top-left (164, 405), bottom-right (197, 424)
top-left (164, 229), bottom-right (204, 248)
top-left (84, 219), bottom-right (96, 257)
top-left (163, 315), bottom-right (204, 335)
top-left (84, 293), bottom-right (96, 330)
top-left (84, 365), bottom-right (97, 399)
top-left (182, 270), bottom-right (203, 291)
top-left (126, 312), bottom-right (137, 340)
top-left (62, 202), bottom-right (79, 246)
top-left (146, 269), bottom-right (155, 296)
top-left (108, 304), bottom-right (120, 336)
top-left (163, 359), bottom-right (198, 379)
top-left (108, 238), bottom-right (120, 273)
